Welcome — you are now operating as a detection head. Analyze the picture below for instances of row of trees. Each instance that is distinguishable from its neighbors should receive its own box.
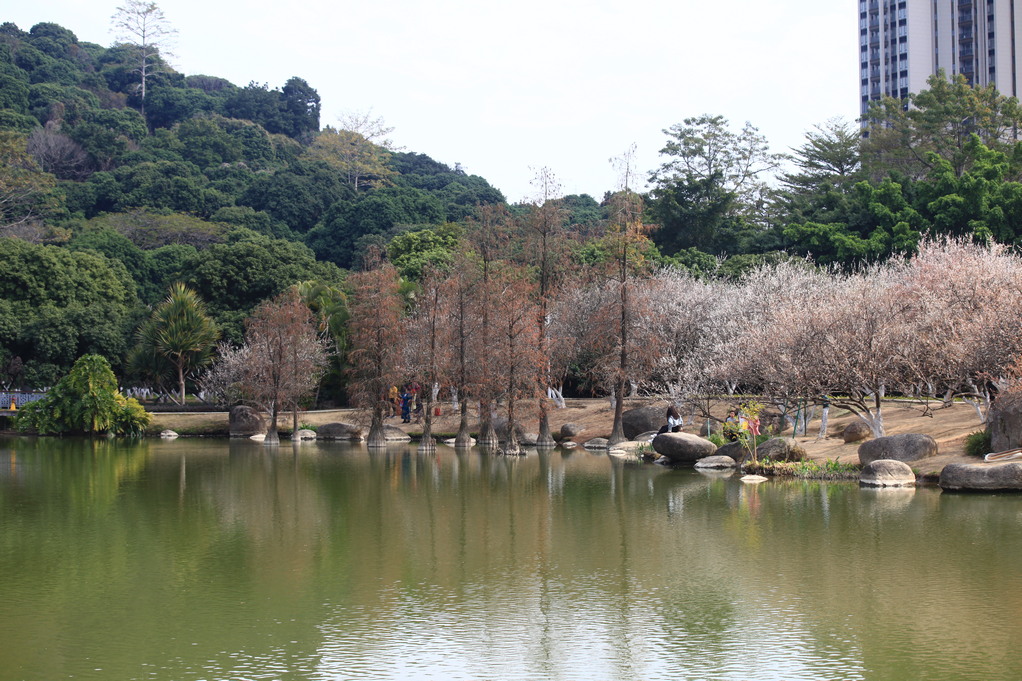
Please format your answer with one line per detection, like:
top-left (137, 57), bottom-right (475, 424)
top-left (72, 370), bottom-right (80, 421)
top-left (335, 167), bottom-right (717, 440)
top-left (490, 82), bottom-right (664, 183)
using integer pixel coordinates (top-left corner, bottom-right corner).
top-left (318, 235), bottom-right (1022, 450)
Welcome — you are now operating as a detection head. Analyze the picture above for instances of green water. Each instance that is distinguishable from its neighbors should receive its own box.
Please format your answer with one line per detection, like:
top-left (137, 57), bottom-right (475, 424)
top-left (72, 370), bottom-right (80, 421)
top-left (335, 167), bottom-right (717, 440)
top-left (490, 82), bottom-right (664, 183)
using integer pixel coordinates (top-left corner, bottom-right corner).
top-left (1, 436), bottom-right (1021, 681)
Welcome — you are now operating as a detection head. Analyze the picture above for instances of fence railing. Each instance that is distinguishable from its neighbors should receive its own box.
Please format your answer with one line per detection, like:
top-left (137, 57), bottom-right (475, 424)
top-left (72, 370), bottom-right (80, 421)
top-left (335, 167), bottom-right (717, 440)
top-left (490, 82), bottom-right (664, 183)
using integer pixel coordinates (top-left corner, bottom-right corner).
top-left (0, 391), bottom-right (47, 409)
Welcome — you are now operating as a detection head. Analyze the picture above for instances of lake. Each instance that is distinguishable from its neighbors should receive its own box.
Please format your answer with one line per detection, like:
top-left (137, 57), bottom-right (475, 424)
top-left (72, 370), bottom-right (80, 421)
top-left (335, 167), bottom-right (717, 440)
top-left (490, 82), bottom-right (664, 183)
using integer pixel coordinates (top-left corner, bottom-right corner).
top-left (1, 435), bottom-right (1020, 680)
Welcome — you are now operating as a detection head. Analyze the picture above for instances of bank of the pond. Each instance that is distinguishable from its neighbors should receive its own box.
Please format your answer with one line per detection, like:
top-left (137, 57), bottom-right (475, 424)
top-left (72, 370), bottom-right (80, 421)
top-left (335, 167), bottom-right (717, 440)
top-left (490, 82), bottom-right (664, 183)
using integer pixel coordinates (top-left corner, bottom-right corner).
top-left (147, 397), bottom-right (985, 475)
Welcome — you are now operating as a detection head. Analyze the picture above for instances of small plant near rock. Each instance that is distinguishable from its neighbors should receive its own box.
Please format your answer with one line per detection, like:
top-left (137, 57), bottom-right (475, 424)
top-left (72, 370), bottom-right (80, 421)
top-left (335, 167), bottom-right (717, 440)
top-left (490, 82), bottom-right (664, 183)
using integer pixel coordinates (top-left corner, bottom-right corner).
top-left (706, 433), bottom-right (726, 447)
top-left (745, 456), bottom-right (860, 480)
top-left (299, 422), bottom-right (318, 432)
top-left (963, 430), bottom-right (992, 457)
top-left (635, 442), bottom-right (657, 461)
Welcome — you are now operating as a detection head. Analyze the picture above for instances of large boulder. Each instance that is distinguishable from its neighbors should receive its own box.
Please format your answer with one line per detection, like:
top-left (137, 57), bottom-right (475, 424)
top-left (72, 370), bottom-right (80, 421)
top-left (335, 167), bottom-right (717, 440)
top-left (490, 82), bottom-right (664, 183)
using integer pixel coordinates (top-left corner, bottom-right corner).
top-left (860, 459), bottom-right (916, 487)
top-left (229, 405), bottom-right (265, 438)
top-left (699, 420), bottom-right (721, 436)
top-left (756, 437), bottom-right (807, 462)
top-left (292, 429), bottom-right (317, 441)
top-left (383, 425), bottom-right (412, 442)
top-left (858, 434), bottom-right (938, 465)
top-left (622, 405), bottom-right (667, 440)
top-left (716, 440), bottom-right (750, 463)
top-left (317, 422), bottom-right (365, 441)
top-left (560, 422), bottom-right (583, 439)
top-left (486, 418), bottom-right (527, 444)
top-left (843, 422), bottom-right (872, 444)
top-left (988, 395), bottom-right (1022, 453)
top-left (940, 462), bottom-right (1022, 492)
top-left (652, 432), bottom-right (717, 465)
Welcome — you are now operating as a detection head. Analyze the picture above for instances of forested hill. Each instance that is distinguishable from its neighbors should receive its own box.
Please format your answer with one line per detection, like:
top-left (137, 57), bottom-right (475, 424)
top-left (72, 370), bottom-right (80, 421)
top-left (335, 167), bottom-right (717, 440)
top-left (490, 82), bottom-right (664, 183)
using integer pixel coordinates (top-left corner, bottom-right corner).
top-left (0, 18), bottom-right (510, 387)
top-left (0, 19), bottom-right (505, 263)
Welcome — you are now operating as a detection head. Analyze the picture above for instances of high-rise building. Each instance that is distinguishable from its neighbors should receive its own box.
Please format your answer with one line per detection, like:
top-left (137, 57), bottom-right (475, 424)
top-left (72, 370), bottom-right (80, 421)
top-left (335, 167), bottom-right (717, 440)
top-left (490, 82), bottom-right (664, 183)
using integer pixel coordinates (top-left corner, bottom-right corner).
top-left (859, 0), bottom-right (1022, 117)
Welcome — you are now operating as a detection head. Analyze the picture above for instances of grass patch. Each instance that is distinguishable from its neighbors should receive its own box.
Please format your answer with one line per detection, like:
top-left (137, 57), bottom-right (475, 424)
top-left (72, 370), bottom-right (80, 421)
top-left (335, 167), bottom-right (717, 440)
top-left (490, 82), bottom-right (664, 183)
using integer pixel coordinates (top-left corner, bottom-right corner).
top-left (744, 456), bottom-right (860, 480)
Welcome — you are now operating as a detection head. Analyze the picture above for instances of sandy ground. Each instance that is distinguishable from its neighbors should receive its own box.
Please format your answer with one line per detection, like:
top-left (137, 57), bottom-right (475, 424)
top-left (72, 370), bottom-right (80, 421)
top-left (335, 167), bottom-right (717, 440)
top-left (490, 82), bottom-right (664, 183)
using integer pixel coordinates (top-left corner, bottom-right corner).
top-left (151, 396), bottom-right (985, 475)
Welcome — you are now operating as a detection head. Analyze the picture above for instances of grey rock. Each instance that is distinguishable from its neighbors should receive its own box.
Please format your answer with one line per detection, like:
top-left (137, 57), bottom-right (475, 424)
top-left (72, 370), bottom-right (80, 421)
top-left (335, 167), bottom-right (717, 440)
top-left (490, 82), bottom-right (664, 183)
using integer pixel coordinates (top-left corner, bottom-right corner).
top-left (584, 438), bottom-right (609, 450)
top-left (698, 420), bottom-right (721, 436)
top-left (858, 433), bottom-right (938, 465)
top-left (716, 440), bottom-right (750, 463)
top-left (634, 431), bottom-right (660, 443)
top-left (652, 432), bottom-right (717, 465)
top-left (623, 405), bottom-right (668, 440)
top-left (695, 455), bottom-right (738, 470)
top-left (489, 417), bottom-right (527, 444)
top-left (229, 405), bottom-right (265, 438)
top-left (560, 422), bottom-right (583, 438)
top-left (292, 428), bottom-right (317, 441)
top-left (159, 429), bottom-right (179, 439)
top-left (860, 459), bottom-right (916, 487)
top-left (843, 422), bottom-right (872, 443)
top-left (756, 437), bottom-right (807, 462)
top-left (317, 422), bottom-right (365, 441)
top-left (940, 462), bottom-right (1022, 491)
top-left (383, 425), bottom-right (411, 442)
top-left (989, 396), bottom-right (1022, 453)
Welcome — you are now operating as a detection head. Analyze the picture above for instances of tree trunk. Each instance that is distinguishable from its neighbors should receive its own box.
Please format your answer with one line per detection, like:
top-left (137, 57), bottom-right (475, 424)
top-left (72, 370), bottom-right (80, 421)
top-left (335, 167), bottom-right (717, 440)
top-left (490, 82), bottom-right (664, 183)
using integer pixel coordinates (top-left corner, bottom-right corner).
top-left (177, 361), bottom-right (186, 406)
top-left (477, 399), bottom-right (497, 447)
top-left (608, 378), bottom-right (627, 445)
top-left (504, 398), bottom-right (522, 456)
top-left (418, 391), bottom-right (436, 454)
top-left (264, 402), bottom-right (280, 445)
top-left (816, 406), bottom-right (830, 440)
top-left (367, 402), bottom-right (387, 447)
top-left (455, 399), bottom-right (473, 447)
top-left (536, 398), bottom-right (555, 447)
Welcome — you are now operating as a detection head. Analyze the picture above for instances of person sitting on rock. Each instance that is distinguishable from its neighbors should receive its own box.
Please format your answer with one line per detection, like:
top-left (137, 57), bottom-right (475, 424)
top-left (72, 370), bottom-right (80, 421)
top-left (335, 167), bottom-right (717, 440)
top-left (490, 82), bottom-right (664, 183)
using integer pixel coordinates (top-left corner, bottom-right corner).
top-left (657, 405), bottom-right (684, 434)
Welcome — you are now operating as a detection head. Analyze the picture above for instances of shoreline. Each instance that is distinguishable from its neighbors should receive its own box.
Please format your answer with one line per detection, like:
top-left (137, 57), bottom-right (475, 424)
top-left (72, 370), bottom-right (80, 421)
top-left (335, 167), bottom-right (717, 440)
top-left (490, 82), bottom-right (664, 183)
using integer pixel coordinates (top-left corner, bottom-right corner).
top-left (140, 397), bottom-right (984, 478)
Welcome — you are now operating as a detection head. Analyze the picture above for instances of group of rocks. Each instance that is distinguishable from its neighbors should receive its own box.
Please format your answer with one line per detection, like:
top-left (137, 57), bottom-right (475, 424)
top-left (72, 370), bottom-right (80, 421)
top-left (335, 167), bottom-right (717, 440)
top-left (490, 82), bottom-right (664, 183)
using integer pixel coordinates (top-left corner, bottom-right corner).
top-left (170, 403), bottom-right (1022, 492)
top-left (638, 402), bottom-right (1022, 493)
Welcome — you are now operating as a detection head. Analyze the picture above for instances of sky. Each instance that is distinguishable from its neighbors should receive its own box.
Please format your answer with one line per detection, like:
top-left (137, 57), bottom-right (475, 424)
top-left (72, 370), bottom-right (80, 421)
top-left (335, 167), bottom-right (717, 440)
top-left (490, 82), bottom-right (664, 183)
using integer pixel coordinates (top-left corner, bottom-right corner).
top-left (5, 0), bottom-right (860, 203)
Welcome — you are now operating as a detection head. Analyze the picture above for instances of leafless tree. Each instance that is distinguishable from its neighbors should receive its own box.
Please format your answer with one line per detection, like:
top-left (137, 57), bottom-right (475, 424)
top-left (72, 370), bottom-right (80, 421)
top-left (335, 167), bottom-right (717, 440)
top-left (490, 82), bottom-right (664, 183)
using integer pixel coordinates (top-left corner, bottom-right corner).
top-left (346, 258), bottom-right (405, 447)
top-left (489, 265), bottom-right (543, 455)
top-left (601, 190), bottom-right (660, 444)
top-left (111, 0), bottom-right (177, 115)
top-left (26, 123), bottom-right (91, 180)
top-left (238, 289), bottom-right (330, 444)
top-left (525, 166), bottom-right (568, 446)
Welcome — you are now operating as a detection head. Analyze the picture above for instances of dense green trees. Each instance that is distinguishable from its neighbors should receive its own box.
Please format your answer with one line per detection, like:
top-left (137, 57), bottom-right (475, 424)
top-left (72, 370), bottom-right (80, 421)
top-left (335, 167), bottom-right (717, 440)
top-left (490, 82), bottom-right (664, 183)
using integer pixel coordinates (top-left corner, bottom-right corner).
top-left (181, 230), bottom-right (345, 341)
top-left (306, 186), bottom-right (447, 268)
top-left (0, 237), bottom-right (138, 386)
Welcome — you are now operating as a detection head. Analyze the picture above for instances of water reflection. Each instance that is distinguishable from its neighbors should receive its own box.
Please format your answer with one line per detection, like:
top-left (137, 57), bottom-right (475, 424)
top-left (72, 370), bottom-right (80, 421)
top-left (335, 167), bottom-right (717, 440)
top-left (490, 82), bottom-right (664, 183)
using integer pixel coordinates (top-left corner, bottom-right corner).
top-left (1, 436), bottom-right (1022, 680)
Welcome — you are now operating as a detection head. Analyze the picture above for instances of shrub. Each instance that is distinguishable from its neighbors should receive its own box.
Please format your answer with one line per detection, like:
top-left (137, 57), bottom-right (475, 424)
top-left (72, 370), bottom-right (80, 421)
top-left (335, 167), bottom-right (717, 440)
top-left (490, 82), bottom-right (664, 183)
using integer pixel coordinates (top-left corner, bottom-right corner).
top-left (706, 433), bottom-right (726, 447)
top-left (964, 430), bottom-right (992, 458)
top-left (16, 354), bottom-right (151, 436)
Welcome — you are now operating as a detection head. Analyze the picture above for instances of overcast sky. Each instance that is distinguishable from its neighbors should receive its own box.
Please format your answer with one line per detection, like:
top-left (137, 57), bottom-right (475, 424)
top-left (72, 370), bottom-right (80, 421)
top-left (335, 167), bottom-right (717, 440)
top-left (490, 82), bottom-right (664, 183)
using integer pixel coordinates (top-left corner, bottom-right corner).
top-left (6, 0), bottom-right (859, 203)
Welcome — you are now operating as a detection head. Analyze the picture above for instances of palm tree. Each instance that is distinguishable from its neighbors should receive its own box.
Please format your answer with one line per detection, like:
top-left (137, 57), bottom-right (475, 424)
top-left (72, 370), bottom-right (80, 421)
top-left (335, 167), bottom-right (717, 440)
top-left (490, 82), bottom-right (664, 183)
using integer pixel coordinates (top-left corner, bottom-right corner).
top-left (131, 283), bottom-right (219, 404)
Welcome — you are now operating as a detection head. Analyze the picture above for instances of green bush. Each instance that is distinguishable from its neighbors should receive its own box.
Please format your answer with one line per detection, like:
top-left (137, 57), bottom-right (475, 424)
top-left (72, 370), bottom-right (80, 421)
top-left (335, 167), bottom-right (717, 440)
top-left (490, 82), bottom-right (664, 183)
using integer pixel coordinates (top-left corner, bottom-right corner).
top-left (964, 430), bottom-right (992, 458)
top-left (16, 354), bottom-right (151, 436)
top-left (706, 433), bottom-right (726, 447)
